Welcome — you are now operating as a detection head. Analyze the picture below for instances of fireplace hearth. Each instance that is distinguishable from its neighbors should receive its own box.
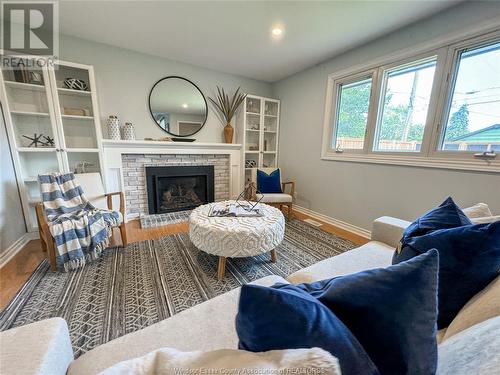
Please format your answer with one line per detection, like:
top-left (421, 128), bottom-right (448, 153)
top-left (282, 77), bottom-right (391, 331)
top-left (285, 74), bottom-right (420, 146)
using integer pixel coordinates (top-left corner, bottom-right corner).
top-left (146, 166), bottom-right (214, 214)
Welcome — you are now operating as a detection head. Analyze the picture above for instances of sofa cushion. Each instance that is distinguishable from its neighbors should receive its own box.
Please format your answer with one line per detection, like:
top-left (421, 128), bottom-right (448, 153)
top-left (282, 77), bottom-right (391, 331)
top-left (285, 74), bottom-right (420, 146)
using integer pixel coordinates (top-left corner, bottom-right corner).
top-left (401, 197), bottom-right (471, 241)
top-left (257, 168), bottom-right (282, 193)
top-left (236, 284), bottom-right (380, 375)
top-left (68, 275), bottom-right (287, 375)
top-left (287, 241), bottom-right (394, 284)
top-left (436, 316), bottom-right (500, 375)
top-left (100, 347), bottom-right (341, 375)
top-left (291, 250), bottom-right (439, 375)
top-left (443, 275), bottom-right (500, 341)
top-left (0, 317), bottom-right (73, 375)
top-left (393, 221), bottom-right (500, 328)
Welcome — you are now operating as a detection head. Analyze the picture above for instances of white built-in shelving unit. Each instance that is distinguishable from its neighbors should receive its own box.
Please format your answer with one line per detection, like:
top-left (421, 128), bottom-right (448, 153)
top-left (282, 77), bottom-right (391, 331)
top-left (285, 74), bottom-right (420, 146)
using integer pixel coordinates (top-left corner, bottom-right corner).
top-left (237, 95), bottom-right (280, 185)
top-left (0, 57), bottom-right (104, 231)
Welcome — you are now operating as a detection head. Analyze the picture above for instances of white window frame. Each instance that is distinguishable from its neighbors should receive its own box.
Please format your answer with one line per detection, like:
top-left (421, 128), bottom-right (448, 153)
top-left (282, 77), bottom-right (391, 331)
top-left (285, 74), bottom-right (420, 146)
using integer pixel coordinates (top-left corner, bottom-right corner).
top-left (430, 32), bottom-right (500, 160)
top-left (322, 69), bottom-right (377, 155)
top-left (371, 52), bottom-right (442, 156)
top-left (321, 25), bottom-right (500, 173)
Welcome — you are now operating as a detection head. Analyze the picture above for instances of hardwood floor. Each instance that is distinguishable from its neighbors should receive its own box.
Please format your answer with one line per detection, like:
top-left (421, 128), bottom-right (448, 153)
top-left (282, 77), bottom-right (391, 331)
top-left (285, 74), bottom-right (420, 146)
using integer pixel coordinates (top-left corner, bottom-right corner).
top-left (0, 211), bottom-right (367, 310)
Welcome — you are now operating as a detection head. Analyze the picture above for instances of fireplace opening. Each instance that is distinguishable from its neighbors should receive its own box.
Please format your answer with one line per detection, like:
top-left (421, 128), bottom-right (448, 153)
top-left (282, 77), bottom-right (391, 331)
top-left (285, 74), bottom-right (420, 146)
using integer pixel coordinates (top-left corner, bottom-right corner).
top-left (146, 166), bottom-right (214, 214)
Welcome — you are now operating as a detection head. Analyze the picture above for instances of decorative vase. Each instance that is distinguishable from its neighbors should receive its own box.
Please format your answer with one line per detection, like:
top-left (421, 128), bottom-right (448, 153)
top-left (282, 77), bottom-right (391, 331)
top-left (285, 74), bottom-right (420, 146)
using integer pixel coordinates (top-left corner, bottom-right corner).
top-left (224, 123), bottom-right (234, 143)
top-left (107, 115), bottom-right (121, 140)
top-left (122, 122), bottom-right (136, 140)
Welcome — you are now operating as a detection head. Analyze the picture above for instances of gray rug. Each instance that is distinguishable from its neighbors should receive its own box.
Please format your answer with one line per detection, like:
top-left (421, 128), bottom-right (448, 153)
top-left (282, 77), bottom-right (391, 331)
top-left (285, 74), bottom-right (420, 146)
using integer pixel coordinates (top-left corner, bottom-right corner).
top-left (0, 219), bottom-right (356, 358)
top-left (140, 210), bottom-right (192, 228)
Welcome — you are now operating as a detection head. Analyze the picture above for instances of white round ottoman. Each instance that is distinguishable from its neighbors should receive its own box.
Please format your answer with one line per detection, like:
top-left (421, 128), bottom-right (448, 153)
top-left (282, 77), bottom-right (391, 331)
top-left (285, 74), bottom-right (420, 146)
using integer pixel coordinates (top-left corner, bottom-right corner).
top-left (188, 201), bottom-right (285, 280)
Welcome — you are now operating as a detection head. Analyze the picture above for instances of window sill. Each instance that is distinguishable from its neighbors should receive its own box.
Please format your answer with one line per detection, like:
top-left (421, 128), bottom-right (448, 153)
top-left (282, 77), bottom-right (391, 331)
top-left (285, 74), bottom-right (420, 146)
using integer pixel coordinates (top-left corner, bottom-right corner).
top-left (321, 152), bottom-right (500, 173)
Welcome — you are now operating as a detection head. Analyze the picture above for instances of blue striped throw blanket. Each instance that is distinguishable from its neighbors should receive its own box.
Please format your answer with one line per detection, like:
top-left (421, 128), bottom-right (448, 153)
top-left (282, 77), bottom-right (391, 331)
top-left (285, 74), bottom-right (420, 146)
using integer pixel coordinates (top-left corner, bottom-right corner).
top-left (39, 173), bottom-right (122, 272)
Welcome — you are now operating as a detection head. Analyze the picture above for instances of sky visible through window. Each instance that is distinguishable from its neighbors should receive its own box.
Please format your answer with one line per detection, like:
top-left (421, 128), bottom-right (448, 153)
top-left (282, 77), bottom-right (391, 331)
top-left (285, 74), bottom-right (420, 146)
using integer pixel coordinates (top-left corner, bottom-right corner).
top-left (450, 43), bottom-right (500, 132)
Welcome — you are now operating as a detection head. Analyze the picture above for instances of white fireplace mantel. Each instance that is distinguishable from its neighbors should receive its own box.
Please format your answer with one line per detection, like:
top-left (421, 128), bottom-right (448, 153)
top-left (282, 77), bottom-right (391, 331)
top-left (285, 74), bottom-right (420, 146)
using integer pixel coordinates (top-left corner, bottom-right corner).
top-left (101, 140), bottom-right (243, 220)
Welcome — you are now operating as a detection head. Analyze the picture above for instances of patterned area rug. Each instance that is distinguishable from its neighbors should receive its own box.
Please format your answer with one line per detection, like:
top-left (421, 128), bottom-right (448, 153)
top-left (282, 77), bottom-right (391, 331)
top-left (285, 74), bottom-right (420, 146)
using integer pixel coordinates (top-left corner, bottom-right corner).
top-left (140, 210), bottom-right (192, 228)
top-left (0, 219), bottom-right (356, 358)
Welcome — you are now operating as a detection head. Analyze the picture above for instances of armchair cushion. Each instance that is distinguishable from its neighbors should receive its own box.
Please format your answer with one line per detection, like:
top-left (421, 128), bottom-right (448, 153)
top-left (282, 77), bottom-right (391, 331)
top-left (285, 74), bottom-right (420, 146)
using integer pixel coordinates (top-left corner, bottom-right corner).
top-left (256, 193), bottom-right (293, 203)
top-left (257, 169), bottom-right (282, 193)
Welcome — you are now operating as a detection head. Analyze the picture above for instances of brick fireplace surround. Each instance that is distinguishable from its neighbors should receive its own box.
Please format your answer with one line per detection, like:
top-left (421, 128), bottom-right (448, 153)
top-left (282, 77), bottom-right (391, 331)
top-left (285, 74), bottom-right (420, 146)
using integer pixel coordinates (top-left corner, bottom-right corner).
top-left (122, 154), bottom-right (230, 216)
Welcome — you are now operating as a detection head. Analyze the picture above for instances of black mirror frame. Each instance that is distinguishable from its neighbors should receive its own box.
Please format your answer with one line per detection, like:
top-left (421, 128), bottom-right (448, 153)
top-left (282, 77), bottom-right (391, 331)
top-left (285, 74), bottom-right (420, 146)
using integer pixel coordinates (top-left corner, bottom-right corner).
top-left (148, 76), bottom-right (208, 137)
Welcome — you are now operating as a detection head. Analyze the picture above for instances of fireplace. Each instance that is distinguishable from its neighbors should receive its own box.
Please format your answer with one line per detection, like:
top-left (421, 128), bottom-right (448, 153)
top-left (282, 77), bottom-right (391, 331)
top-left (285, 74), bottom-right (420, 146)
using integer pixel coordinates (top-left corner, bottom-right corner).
top-left (145, 165), bottom-right (214, 214)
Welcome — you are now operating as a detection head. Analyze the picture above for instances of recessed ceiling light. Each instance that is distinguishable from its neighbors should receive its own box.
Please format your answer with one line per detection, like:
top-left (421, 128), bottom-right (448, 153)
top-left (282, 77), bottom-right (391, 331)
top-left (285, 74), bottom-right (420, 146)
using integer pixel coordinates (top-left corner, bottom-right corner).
top-left (182, 103), bottom-right (188, 108)
top-left (272, 27), bottom-right (283, 37)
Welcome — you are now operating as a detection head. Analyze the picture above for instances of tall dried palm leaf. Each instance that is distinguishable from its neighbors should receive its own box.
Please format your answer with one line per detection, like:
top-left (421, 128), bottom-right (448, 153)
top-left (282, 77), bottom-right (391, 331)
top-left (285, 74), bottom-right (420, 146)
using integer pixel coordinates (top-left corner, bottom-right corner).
top-left (208, 86), bottom-right (247, 125)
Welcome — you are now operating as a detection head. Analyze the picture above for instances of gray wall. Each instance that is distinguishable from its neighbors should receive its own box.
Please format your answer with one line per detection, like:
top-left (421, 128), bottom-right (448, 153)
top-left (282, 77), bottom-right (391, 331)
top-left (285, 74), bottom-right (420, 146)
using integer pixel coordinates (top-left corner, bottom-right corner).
top-left (0, 107), bottom-right (27, 254)
top-left (59, 35), bottom-right (273, 142)
top-left (272, 2), bottom-right (500, 230)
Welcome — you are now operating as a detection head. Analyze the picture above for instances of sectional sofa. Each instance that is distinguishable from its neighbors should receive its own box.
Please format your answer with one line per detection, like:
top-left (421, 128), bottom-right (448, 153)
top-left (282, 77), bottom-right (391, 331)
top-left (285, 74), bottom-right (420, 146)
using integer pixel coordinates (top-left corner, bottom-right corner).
top-left (1, 214), bottom-right (499, 375)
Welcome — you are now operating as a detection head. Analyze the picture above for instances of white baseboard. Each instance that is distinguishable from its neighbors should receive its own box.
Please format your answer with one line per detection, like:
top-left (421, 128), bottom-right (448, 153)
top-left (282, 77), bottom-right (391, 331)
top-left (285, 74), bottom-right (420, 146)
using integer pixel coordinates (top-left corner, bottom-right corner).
top-left (294, 205), bottom-right (371, 239)
top-left (0, 232), bottom-right (39, 268)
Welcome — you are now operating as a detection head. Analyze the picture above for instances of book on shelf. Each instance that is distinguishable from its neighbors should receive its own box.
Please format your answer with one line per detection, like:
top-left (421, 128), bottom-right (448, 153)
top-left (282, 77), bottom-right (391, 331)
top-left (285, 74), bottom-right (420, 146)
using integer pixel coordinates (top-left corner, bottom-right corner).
top-left (208, 202), bottom-right (263, 217)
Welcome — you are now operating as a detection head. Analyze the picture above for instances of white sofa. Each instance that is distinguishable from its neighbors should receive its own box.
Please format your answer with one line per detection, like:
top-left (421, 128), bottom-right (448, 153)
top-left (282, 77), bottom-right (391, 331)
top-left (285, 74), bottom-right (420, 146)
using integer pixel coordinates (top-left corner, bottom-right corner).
top-left (1, 215), bottom-right (498, 375)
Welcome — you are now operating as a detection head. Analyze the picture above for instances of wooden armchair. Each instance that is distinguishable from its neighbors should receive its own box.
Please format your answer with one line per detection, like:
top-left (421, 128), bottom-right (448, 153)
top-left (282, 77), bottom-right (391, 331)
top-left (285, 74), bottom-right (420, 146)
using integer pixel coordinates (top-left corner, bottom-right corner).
top-left (248, 168), bottom-right (295, 219)
top-left (35, 173), bottom-right (128, 271)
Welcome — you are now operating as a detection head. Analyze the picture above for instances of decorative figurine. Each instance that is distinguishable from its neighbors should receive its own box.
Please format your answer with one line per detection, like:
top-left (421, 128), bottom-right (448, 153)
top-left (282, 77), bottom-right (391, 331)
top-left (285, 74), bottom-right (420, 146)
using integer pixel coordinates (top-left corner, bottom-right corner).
top-left (22, 133), bottom-right (45, 147)
top-left (43, 135), bottom-right (54, 147)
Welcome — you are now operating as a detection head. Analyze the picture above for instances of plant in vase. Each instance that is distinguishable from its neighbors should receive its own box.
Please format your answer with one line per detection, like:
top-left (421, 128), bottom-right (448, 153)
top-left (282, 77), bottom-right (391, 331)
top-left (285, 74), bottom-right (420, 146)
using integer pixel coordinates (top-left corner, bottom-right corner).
top-left (208, 86), bottom-right (247, 143)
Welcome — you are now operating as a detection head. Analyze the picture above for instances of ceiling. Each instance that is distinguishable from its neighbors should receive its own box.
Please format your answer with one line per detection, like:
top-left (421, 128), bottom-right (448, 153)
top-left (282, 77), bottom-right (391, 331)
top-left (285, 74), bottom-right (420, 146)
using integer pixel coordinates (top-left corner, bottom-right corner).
top-left (57, 0), bottom-right (462, 82)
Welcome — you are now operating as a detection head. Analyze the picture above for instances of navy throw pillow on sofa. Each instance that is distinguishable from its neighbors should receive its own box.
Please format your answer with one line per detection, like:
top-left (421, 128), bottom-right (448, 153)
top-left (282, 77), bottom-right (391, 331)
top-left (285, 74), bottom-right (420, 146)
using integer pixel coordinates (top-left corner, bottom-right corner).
top-left (237, 250), bottom-right (439, 375)
top-left (393, 221), bottom-right (500, 329)
top-left (401, 197), bottom-right (471, 242)
top-left (290, 250), bottom-right (439, 375)
top-left (256, 169), bottom-right (282, 193)
top-left (236, 284), bottom-right (380, 375)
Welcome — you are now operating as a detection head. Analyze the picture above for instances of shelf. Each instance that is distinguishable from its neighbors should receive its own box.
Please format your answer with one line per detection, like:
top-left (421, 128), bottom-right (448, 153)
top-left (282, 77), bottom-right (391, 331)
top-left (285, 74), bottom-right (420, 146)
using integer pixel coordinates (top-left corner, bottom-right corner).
top-left (58, 87), bottom-right (91, 96)
top-left (263, 151), bottom-right (277, 154)
top-left (246, 129), bottom-right (260, 132)
top-left (66, 148), bottom-right (100, 153)
top-left (264, 114), bottom-right (278, 118)
top-left (11, 110), bottom-right (50, 117)
top-left (5, 81), bottom-right (46, 92)
top-left (246, 112), bottom-right (260, 116)
top-left (17, 147), bottom-right (56, 153)
top-left (23, 177), bottom-right (39, 183)
top-left (245, 150), bottom-right (260, 153)
top-left (264, 131), bottom-right (277, 133)
top-left (61, 114), bottom-right (94, 120)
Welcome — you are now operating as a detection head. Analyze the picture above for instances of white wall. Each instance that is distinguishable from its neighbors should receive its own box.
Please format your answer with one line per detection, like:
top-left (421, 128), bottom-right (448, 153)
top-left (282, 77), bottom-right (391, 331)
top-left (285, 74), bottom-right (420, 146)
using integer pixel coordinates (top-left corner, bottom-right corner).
top-left (59, 35), bottom-right (273, 142)
top-left (0, 107), bottom-right (27, 254)
top-left (272, 2), bottom-right (500, 231)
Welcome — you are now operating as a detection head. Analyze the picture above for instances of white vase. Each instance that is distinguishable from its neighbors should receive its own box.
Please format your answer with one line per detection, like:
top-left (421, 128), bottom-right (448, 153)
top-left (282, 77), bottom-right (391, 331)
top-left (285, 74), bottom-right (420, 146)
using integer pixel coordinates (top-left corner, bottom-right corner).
top-left (122, 122), bottom-right (135, 140)
top-left (107, 115), bottom-right (121, 140)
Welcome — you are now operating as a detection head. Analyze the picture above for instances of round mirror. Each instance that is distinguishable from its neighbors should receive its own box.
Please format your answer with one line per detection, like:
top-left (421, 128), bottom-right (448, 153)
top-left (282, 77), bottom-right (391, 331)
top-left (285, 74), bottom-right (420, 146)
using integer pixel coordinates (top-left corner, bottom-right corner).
top-left (148, 76), bottom-right (208, 137)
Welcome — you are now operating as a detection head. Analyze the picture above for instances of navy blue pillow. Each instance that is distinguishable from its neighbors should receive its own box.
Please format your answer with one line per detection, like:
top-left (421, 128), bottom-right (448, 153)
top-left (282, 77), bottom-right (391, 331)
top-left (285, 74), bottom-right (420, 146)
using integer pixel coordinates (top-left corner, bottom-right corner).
top-left (288, 250), bottom-right (439, 375)
top-left (236, 284), bottom-right (380, 375)
top-left (401, 197), bottom-right (471, 242)
top-left (393, 221), bottom-right (500, 328)
top-left (256, 169), bottom-right (282, 193)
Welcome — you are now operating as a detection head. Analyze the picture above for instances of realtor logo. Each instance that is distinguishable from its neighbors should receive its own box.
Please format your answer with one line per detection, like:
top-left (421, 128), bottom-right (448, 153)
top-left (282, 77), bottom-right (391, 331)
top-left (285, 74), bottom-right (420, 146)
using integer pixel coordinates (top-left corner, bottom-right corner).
top-left (1, 1), bottom-right (58, 56)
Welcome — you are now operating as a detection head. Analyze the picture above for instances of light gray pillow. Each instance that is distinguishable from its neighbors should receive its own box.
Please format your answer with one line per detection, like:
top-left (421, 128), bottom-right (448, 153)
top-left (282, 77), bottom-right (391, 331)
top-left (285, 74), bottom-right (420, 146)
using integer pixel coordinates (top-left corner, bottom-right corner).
top-left (437, 316), bottom-right (500, 375)
top-left (462, 203), bottom-right (492, 219)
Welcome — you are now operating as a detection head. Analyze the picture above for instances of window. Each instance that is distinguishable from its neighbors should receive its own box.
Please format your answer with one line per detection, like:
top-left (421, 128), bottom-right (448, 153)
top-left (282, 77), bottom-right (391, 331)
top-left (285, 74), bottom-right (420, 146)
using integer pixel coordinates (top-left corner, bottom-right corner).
top-left (440, 41), bottom-right (500, 152)
top-left (374, 58), bottom-right (437, 152)
top-left (332, 75), bottom-right (372, 150)
top-left (322, 29), bottom-right (500, 172)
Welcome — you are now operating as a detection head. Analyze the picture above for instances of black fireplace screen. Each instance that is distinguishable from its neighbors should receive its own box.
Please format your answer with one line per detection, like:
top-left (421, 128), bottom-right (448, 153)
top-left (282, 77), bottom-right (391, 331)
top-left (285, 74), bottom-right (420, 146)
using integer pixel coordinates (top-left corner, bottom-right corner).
top-left (146, 166), bottom-right (214, 214)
